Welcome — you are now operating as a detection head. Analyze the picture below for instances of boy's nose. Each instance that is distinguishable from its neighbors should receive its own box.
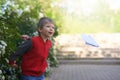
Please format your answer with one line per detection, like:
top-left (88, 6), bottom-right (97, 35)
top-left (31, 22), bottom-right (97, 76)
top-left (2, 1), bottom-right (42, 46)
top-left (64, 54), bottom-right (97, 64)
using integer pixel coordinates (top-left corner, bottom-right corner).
top-left (50, 27), bottom-right (54, 31)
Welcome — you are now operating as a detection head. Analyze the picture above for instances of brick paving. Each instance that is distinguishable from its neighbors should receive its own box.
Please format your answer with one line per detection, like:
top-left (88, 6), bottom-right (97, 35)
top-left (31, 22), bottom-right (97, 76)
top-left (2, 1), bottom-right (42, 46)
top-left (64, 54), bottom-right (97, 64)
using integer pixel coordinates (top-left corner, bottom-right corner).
top-left (48, 61), bottom-right (120, 80)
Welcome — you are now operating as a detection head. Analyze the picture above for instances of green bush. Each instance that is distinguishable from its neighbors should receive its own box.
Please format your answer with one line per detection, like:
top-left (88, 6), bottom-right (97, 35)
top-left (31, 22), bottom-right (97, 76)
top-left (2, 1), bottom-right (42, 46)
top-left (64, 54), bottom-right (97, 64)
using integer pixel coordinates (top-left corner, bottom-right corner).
top-left (0, 0), bottom-right (60, 79)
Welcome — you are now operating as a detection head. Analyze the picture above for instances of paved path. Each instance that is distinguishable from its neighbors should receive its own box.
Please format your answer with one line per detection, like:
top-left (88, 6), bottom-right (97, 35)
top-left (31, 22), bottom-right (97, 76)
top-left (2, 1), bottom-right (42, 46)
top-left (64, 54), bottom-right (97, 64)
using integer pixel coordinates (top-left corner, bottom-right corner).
top-left (48, 60), bottom-right (120, 80)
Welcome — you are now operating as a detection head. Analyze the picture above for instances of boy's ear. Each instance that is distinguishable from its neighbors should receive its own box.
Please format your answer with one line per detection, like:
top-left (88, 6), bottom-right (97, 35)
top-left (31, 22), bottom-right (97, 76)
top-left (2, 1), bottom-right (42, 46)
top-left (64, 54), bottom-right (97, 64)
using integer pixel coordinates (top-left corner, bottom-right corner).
top-left (38, 28), bottom-right (42, 32)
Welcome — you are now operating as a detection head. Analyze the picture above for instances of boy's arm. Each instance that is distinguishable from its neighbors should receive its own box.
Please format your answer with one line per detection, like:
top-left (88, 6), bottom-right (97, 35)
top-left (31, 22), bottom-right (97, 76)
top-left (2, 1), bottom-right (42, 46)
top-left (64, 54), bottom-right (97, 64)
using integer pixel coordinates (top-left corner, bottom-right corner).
top-left (9, 39), bottom-right (32, 66)
top-left (21, 35), bottom-right (30, 41)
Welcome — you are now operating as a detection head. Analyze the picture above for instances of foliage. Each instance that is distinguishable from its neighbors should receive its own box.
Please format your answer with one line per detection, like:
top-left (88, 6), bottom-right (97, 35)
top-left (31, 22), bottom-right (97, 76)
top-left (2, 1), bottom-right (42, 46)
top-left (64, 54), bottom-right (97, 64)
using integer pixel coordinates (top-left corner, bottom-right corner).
top-left (57, 0), bottom-right (120, 34)
top-left (0, 40), bottom-right (7, 80)
top-left (113, 10), bottom-right (120, 32)
top-left (0, 0), bottom-right (60, 79)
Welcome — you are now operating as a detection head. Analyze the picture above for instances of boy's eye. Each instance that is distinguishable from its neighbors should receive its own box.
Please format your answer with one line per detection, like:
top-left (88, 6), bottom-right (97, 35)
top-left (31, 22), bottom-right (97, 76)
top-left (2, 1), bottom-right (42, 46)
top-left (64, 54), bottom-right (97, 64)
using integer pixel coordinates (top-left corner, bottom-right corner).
top-left (46, 26), bottom-right (50, 28)
top-left (46, 26), bottom-right (55, 29)
top-left (52, 26), bottom-right (55, 29)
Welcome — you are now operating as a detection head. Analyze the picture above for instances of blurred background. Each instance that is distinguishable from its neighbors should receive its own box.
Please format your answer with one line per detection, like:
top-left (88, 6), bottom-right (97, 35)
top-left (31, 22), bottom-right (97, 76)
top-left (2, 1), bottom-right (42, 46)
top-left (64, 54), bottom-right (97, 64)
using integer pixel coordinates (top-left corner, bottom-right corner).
top-left (0, 0), bottom-right (120, 80)
top-left (56, 0), bottom-right (120, 33)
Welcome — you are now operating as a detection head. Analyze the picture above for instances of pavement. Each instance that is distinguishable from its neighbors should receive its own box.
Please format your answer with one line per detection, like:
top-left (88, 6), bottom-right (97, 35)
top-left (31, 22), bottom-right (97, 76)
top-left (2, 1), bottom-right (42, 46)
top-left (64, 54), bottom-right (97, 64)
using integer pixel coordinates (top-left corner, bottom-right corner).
top-left (47, 59), bottom-right (120, 80)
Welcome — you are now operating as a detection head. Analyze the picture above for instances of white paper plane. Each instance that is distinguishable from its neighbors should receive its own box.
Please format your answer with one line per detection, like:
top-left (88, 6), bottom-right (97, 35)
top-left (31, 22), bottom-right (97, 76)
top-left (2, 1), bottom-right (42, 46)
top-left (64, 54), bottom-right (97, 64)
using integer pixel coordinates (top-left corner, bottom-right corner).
top-left (81, 34), bottom-right (99, 47)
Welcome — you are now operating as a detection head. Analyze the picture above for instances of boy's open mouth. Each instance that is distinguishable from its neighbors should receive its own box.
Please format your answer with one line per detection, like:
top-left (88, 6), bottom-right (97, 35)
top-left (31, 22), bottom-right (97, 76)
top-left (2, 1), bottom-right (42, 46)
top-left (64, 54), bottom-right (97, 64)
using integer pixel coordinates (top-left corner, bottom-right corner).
top-left (49, 32), bottom-right (53, 35)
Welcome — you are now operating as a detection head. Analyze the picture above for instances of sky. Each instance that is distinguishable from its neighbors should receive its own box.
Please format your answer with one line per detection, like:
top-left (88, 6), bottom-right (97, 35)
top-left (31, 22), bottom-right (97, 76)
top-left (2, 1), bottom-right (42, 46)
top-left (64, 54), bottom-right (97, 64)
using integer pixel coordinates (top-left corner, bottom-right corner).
top-left (53, 0), bottom-right (120, 16)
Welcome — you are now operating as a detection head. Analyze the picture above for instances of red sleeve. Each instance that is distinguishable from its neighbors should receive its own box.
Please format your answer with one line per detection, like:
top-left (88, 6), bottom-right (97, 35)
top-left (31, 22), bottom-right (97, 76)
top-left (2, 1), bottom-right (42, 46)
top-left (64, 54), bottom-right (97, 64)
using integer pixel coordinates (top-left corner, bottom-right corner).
top-left (9, 60), bottom-right (15, 65)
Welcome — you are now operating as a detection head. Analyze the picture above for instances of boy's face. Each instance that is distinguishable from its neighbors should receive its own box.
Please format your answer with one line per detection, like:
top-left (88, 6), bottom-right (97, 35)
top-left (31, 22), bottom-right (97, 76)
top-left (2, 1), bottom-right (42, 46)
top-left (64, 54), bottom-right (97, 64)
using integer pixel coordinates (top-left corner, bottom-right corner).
top-left (38, 23), bottom-right (55, 38)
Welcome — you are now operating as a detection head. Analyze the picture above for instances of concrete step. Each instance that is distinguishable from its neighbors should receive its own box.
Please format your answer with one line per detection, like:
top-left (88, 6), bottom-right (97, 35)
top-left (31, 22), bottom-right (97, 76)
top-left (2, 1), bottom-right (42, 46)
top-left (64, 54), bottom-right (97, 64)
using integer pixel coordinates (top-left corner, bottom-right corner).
top-left (58, 58), bottom-right (120, 65)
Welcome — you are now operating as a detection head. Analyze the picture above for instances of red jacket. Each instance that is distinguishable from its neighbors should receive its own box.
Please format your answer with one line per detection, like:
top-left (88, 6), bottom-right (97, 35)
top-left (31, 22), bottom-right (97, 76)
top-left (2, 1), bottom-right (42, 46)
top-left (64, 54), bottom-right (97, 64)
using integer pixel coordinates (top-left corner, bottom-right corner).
top-left (10, 36), bottom-right (52, 76)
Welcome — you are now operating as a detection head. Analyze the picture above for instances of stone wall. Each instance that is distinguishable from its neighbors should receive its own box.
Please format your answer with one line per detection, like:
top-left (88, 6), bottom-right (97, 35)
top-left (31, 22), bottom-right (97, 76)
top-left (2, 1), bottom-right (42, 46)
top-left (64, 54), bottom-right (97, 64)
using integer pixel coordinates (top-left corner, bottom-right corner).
top-left (54, 33), bottom-right (120, 59)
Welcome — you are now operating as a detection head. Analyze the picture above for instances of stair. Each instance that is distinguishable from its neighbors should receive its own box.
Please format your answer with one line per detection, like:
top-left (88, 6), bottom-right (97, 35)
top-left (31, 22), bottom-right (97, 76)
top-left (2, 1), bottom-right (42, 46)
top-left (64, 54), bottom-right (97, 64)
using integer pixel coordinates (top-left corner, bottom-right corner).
top-left (58, 58), bottom-right (120, 65)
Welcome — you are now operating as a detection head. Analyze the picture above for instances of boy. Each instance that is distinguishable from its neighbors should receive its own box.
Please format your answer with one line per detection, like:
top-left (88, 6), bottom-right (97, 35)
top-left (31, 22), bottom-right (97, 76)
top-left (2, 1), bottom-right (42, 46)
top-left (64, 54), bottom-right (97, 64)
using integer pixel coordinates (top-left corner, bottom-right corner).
top-left (9, 17), bottom-right (55, 80)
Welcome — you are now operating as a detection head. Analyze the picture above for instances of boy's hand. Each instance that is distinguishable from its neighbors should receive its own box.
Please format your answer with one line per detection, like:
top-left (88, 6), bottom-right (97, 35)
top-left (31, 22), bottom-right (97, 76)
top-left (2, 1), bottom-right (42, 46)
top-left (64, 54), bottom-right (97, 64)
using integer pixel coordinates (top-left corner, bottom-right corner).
top-left (9, 60), bottom-right (18, 68)
top-left (11, 64), bottom-right (18, 68)
top-left (21, 35), bottom-right (29, 41)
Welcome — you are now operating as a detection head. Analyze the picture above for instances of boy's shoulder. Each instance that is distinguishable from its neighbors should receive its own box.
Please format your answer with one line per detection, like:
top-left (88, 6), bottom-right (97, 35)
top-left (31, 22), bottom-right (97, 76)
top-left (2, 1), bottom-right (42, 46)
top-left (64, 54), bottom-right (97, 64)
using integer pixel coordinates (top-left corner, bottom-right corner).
top-left (31, 36), bottom-right (39, 40)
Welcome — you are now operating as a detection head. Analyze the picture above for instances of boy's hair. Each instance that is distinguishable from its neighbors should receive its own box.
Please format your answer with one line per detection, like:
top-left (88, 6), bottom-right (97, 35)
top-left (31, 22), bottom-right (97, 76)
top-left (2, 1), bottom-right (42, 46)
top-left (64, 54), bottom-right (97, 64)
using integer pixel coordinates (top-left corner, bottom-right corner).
top-left (37, 17), bottom-right (54, 29)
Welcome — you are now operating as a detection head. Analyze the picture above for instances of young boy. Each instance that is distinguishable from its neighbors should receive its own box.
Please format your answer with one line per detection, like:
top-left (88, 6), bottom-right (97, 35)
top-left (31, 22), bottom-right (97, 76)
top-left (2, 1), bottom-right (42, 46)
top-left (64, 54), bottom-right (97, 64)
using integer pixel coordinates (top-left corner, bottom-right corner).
top-left (9, 17), bottom-right (55, 80)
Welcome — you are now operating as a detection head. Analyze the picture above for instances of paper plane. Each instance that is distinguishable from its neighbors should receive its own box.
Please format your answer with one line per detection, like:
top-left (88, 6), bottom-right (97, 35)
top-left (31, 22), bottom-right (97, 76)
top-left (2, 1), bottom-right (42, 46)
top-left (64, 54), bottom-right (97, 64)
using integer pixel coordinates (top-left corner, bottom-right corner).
top-left (81, 34), bottom-right (99, 47)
